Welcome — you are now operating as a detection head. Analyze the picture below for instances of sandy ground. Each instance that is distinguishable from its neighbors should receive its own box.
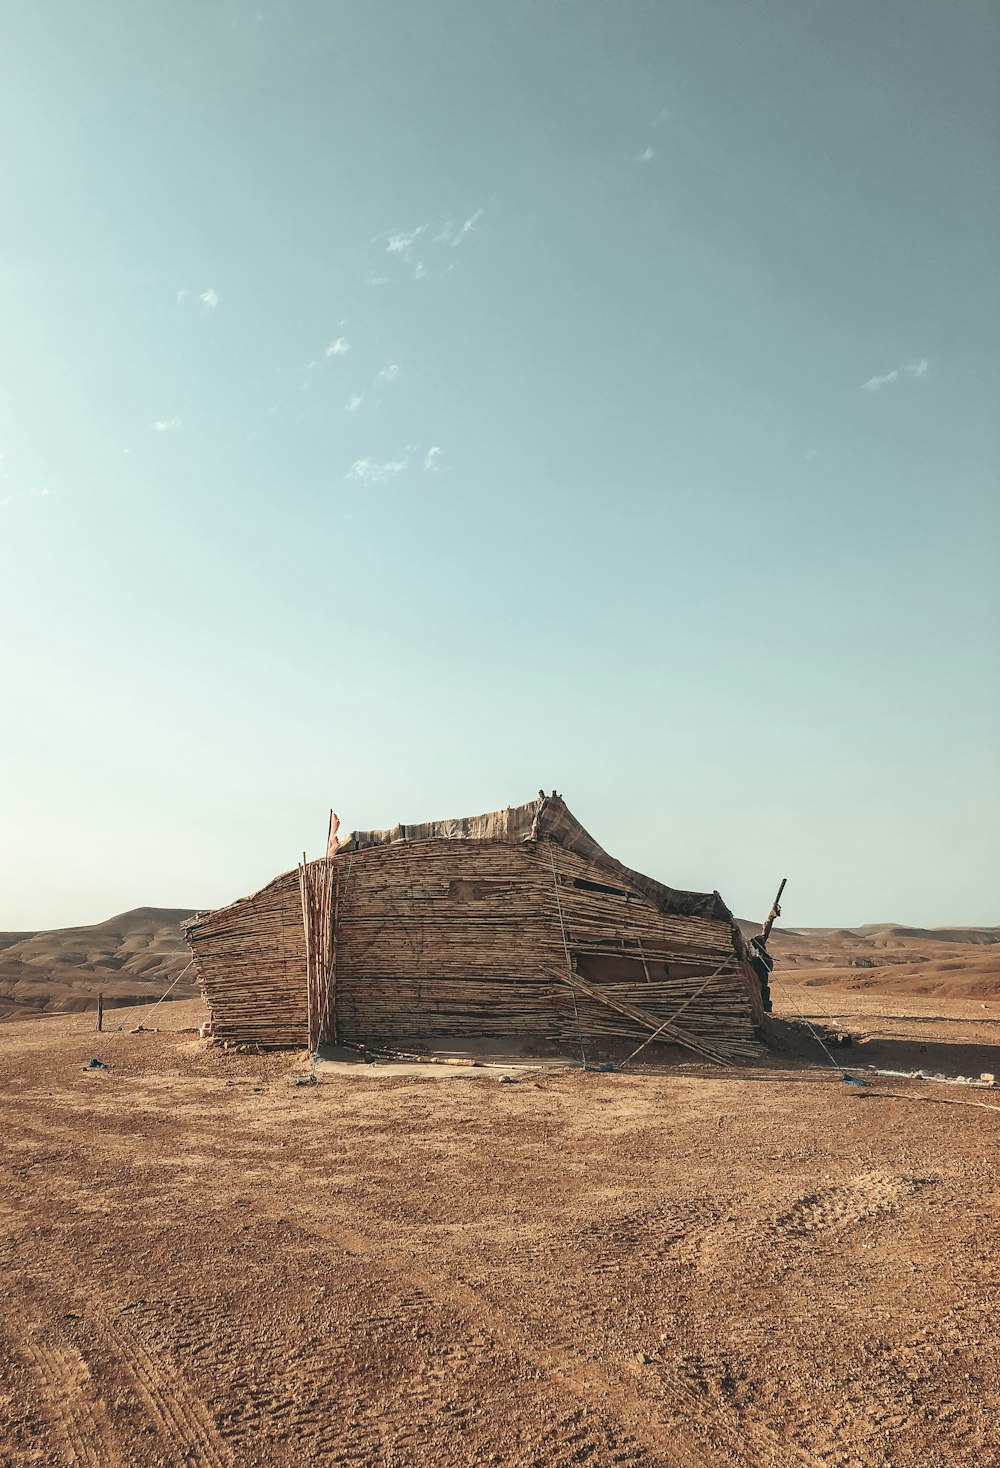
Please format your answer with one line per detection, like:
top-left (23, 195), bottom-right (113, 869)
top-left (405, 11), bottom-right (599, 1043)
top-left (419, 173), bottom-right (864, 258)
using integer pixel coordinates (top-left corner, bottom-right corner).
top-left (1, 992), bottom-right (997, 1468)
top-left (769, 977), bottom-right (1000, 1084)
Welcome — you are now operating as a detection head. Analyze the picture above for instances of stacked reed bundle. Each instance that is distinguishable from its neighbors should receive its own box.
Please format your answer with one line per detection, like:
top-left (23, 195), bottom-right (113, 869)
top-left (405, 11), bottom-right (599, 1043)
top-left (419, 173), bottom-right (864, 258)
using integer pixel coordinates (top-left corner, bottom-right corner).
top-left (333, 838), bottom-right (561, 1045)
top-left (331, 836), bottom-right (759, 1063)
top-left (538, 839), bottom-right (758, 1061)
top-left (539, 966), bottom-right (758, 1064)
top-left (184, 870), bottom-right (308, 1047)
top-left (185, 817), bottom-right (762, 1063)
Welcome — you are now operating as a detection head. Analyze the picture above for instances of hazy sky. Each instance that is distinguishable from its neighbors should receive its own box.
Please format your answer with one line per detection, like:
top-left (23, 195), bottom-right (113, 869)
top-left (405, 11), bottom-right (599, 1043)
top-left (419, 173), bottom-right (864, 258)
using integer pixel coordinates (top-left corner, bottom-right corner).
top-left (2, 1), bottom-right (998, 931)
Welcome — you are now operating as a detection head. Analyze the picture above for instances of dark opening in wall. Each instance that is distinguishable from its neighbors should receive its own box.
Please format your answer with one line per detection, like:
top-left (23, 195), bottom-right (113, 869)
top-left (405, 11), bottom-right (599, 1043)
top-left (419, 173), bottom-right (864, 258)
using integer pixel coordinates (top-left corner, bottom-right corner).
top-left (575, 953), bottom-right (655, 985)
top-left (572, 877), bottom-right (630, 898)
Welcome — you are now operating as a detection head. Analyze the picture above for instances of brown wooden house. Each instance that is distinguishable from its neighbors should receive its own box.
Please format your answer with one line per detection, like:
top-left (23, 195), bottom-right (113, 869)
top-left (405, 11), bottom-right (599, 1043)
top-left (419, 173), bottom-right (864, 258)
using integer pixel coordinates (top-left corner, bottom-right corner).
top-left (184, 794), bottom-right (765, 1065)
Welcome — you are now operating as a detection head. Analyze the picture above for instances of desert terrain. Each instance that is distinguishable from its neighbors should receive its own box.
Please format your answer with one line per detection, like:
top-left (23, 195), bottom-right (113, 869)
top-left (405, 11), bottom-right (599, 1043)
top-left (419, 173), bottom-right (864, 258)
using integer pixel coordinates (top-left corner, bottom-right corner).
top-left (4, 907), bottom-right (997, 1025)
top-left (0, 914), bottom-right (997, 1467)
top-left (0, 910), bottom-right (198, 1024)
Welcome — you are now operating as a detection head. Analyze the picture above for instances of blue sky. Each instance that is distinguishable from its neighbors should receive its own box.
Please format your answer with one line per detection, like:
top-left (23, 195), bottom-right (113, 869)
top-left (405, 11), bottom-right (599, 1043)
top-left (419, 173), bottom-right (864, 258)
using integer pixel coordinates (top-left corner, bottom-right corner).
top-left (1, 0), bottom-right (997, 929)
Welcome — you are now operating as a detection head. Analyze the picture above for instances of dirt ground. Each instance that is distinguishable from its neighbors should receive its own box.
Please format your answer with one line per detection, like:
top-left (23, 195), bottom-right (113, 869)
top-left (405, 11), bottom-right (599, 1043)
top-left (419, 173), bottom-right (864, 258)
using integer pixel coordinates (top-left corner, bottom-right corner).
top-left (1, 992), bottom-right (997, 1468)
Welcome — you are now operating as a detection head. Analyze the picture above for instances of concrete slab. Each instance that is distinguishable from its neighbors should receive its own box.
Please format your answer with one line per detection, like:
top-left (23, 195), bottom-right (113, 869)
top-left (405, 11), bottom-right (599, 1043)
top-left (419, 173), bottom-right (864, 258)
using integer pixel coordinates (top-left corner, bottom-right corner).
top-left (314, 1038), bottom-right (576, 1080)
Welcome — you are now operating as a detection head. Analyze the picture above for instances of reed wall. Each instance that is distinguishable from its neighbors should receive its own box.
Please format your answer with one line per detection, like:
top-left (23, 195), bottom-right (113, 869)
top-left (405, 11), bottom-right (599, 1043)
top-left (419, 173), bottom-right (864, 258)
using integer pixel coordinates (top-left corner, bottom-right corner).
top-left (186, 836), bottom-right (761, 1061)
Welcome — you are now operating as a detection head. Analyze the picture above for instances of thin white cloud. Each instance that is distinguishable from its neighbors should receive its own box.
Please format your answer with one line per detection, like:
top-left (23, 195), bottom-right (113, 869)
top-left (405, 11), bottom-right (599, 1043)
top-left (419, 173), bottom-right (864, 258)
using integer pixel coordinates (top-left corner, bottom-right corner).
top-left (862, 370), bottom-right (899, 393)
top-left (177, 287), bottom-right (218, 310)
top-left (385, 225), bottom-right (427, 257)
top-left (367, 273), bottom-right (390, 287)
top-left (452, 208), bottom-right (484, 245)
top-left (346, 453), bottom-right (409, 484)
top-left (862, 357), bottom-right (931, 392)
top-left (151, 417), bottom-right (181, 431)
top-left (346, 394), bottom-right (364, 413)
top-left (637, 147), bottom-right (655, 163)
top-left (423, 446), bottom-right (441, 471)
top-left (374, 363), bottom-right (400, 385)
top-left (803, 449), bottom-right (819, 462)
top-left (326, 336), bottom-right (350, 358)
top-left (384, 210), bottom-right (485, 272)
top-left (29, 486), bottom-right (50, 498)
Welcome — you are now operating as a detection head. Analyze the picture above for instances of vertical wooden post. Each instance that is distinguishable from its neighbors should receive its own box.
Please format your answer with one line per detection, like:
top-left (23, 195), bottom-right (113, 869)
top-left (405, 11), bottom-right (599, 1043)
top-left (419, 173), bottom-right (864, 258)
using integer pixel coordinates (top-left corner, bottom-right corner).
top-left (97, 992), bottom-right (103, 1033)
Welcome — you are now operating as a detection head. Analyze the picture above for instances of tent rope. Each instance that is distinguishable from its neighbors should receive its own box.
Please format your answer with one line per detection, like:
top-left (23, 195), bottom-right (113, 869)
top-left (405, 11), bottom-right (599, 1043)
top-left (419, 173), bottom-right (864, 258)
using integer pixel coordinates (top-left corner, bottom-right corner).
top-left (85, 959), bottom-right (194, 1070)
top-left (766, 958), bottom-right (865, 1086)
top-left (133, 961), bottom-right (194, 1030)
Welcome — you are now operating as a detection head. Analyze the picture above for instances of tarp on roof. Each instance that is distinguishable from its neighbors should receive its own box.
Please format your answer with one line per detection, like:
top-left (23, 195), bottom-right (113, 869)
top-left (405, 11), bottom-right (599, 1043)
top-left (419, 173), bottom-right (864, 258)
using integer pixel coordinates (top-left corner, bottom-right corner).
top-left (339, 794), bottom-right (732, 923)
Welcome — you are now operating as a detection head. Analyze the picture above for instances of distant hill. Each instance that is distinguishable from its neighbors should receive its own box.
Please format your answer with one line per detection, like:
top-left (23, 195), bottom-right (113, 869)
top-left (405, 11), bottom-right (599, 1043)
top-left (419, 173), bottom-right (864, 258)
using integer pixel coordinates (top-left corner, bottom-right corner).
top-left (737, 920), bottom-right (1000, 999)
top-left (0, 907), bottom-right (198, 1022)
top-left (2, 907), bottom-right (998, 1025)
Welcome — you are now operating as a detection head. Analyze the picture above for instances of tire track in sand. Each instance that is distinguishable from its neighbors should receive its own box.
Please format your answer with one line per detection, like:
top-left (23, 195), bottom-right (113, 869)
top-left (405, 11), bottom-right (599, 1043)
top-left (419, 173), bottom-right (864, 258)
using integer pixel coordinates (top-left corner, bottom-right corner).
top-left (12, 1321), bottom-right (119, 1468)
top-left (285, 1212), bottom-right (742, 1468)
top-left (1, 1263), bottom-right (232, 1468)
top-left (769, 1170), bottom-right (937, 1241)
top-left (107, 1312), bottom-right (234, 1468)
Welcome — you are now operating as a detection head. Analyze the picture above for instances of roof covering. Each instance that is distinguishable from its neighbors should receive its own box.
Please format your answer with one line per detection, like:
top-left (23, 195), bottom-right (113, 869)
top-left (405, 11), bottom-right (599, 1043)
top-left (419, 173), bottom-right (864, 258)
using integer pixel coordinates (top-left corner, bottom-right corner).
top-left (339, 793), bottom-right (733, 923)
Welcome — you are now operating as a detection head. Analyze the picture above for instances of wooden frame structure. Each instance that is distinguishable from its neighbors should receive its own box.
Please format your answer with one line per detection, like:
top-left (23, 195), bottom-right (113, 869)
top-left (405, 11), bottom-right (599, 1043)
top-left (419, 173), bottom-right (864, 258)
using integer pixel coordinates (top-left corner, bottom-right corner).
top-left (184, 795), bottom-right (765, 1064)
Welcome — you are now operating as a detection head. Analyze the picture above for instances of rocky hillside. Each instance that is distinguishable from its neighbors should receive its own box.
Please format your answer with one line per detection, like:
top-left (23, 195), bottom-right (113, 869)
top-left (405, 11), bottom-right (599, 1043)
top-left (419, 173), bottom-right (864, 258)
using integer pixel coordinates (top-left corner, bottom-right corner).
top-left (0, 908), bottom-right (197, 1022)
top-left (745, 922), bottom-right (1000, 999)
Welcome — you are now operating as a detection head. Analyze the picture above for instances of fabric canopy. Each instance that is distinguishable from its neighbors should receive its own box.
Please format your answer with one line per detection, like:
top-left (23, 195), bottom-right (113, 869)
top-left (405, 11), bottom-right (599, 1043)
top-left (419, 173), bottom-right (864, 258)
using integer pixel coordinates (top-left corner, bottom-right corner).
top-left (339, 793), bottom-right (732, 923)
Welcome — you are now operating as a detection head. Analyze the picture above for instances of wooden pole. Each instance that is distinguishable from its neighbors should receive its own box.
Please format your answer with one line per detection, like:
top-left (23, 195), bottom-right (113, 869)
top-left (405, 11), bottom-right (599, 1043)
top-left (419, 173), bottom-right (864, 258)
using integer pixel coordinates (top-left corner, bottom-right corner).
top-left (760, 877), bottom-right (787, 947)
top-left (97, 993), bottom-right (103, 1033)
top-left (618, 963), bottom-right (729, 1070)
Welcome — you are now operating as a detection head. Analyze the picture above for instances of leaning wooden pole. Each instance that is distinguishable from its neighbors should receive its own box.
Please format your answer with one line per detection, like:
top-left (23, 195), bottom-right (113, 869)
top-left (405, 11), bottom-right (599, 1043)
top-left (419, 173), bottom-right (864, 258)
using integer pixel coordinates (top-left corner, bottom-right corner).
top-left (760, 878), bottom-right (787, 947)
